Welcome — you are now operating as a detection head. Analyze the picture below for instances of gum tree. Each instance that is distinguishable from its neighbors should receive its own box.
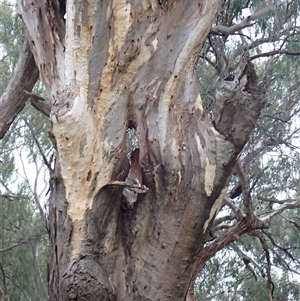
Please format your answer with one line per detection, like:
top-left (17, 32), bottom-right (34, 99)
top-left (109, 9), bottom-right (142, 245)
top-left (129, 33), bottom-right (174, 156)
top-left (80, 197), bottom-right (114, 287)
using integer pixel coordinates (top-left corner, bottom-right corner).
top-left (1, 0), bottom-right (299, 300)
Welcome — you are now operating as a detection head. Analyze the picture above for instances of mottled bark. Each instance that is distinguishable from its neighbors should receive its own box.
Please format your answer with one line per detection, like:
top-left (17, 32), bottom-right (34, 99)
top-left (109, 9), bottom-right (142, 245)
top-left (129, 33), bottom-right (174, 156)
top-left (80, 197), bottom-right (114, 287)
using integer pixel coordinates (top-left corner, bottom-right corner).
top-left (16, 1), bottom-right (267, 300)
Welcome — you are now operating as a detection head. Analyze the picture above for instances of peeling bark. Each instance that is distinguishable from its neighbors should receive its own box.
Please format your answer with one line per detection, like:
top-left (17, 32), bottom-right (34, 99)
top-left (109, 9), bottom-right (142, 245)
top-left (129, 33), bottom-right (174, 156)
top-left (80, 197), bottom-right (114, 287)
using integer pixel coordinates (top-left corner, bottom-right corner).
top-left (15, 1), bottom-right (268, 300)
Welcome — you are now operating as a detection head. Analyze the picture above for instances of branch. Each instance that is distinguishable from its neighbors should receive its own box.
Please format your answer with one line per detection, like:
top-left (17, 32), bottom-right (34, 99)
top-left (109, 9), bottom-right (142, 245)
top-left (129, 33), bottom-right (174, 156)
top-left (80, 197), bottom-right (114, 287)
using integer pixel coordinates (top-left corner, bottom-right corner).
top-left (23, 118), bottom-right (52, 170)
top-left (262, 199), bottom-right (300, 223)
top-left (236, 160), bottom-right (254, 217)
top-left (262, 230), bottom-right (299, 263)
top-left (280, 214), bottom-right (300, 230)
top-left (251, 49), bottom-right (300, 60)
top-left (231, 243), bottom-right (265, 278)
top-left (5, 274), bottom-right (33, 301)
top-left (23, 90), bottom-right (50, 117)
top-left (258, 197), bottom-right (297, 205)
top-left (0, 38), bottom-right (39, 139)
top-left (223, 196), bottom-right (245, 220)
top-left (251, 232), bottom-right (274, 301)
top-left (211, 1), bottom-right (274, 35)
top-left (193, 216), bottom-right (268, 282)
top-left (0, 261), bottom-right (8, 298)
top-left (0, 241), bottom-right (26, 253)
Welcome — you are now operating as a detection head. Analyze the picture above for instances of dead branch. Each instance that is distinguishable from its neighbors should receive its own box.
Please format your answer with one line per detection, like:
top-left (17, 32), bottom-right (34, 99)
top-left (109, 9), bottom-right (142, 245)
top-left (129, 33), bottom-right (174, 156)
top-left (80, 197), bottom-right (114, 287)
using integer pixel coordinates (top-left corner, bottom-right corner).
top-left (258, 197), bottom-right (297, 205)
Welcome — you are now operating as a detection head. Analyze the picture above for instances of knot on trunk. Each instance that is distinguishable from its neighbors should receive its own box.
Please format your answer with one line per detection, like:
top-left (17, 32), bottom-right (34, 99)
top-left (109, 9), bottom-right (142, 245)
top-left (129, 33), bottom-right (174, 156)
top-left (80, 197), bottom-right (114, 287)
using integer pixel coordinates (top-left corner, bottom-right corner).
top-left (213, 56), bottom-right (265, 149)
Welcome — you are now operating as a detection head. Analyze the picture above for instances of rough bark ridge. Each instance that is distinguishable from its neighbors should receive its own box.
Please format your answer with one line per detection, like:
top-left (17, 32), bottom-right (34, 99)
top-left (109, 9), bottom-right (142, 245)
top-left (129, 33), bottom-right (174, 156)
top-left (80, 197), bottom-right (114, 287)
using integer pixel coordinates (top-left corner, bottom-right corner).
top-left (17, 1), bottom-right (266, 300)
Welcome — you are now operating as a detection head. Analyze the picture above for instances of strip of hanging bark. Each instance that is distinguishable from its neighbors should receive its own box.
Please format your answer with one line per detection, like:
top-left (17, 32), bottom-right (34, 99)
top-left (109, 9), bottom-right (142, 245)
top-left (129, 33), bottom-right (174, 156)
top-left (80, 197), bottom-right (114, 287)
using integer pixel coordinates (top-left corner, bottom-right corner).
top-left (0, 38), bottom-right (39, 139)
top-left (106, 181), bottom-right (148, 193)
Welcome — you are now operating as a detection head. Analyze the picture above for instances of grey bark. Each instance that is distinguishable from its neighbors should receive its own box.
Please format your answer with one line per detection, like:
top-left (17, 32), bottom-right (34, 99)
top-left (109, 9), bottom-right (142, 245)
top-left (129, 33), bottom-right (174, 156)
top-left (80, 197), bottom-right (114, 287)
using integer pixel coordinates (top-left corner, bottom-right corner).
top-left (0, 38), bottom-right (38, 138)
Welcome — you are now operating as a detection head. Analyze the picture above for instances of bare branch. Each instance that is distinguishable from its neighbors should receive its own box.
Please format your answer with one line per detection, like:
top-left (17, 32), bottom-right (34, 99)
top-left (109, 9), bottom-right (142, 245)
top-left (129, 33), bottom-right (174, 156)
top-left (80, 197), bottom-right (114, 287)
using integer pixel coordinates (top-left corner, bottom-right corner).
top-left (258, 197), bottom-right (297, 205)
top-left (262, 199), bottom-right (300, 222)
top-left (23, 118), bottom-right (52, 170)
top-left (262, 230), bottom-right (299, 263)
top-left (211, 1), bottom-right (274, 35)
top-left (251, 232), bottom-right (274, 301)
top-left (280, 214), bottom-right (300, 230)
top-left (223, 196), bottom-right (245, 219)
top-left (192, 215), bottom-right (268, 288)
top-left (251, 49), bottom-right (300, 60)
top-left (0, 38), bottom-right (39, 139)
top-left (231, 243), bottom-right (265, 278)
top-left (0, 241), bottom-right (27, 253)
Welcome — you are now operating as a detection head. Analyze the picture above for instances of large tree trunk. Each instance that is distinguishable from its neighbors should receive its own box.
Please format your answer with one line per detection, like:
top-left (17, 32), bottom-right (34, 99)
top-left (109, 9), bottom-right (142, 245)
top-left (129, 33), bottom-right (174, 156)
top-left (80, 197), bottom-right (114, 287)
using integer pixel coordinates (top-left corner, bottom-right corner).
top-left (17, 1), bottom-right (265, 300)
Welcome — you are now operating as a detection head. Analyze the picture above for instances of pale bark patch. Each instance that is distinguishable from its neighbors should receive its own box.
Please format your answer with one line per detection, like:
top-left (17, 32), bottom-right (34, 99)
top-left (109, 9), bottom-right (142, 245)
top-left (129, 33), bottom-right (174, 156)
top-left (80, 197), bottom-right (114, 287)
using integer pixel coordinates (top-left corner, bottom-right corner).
top-left (109, 1), bottom-right (133, 52)
top-left (152, 37), bottom-right (158, 52)
top-left (204, 157), bottom-right (216, 197)
top-left (203, 187), bottom-right (227, 233)
top-left (195, 94), bottom-right (204, 112)
top-left (194, 132), bottom-right (216, 196)
top-left (65, 2), bottom-right (93, 86)
top-left (178, 171), bottom-right (182, 185)
top-left (141, 0), bottom-right (151, 10)
top-left (52, 94), bottom-right (111, 257)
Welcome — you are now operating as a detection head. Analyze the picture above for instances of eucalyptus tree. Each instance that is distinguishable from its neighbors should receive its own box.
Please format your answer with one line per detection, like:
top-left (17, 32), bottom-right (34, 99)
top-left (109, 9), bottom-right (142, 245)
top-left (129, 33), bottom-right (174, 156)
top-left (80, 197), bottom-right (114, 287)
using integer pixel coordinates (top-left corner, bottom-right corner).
top-left (0, 0), bottom-right (300, 300)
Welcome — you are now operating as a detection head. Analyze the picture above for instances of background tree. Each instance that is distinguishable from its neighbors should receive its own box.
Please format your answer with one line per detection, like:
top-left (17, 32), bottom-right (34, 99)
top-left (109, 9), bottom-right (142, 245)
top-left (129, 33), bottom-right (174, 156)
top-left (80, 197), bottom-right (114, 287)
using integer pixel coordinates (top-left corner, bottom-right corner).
top-left (0, 0), bottom-right (299, 300)
top-left (194, 0), bottom-right (300, 298)
top-left (0, 2), bottom-right (50, 300)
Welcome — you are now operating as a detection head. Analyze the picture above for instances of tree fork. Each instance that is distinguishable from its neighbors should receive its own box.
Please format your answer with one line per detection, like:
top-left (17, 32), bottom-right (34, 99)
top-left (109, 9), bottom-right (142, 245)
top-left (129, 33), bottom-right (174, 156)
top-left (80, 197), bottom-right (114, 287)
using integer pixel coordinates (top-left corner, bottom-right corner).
top-left (16, 1), bottom-right (267, 300)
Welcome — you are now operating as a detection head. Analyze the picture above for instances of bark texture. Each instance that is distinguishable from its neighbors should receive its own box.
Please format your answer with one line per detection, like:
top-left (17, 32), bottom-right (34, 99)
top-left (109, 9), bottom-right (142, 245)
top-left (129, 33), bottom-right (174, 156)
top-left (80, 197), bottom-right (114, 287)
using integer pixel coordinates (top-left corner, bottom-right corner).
top-left (16, 1), bottom-right (266, 300)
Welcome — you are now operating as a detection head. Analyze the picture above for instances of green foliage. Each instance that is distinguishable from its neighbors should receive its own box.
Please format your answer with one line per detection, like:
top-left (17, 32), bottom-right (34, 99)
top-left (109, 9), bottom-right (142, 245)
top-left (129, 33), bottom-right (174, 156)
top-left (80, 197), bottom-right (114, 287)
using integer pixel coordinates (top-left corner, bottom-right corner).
top-left (196, 0), bottom-right (300, 299)
top-left (0, 1), bottom-right (24, 94)
top-left (0, 2), bottom-right (51, 300)
top-left (0, 97), bottom-right (51, 301)
top-left (195, 243), bottom-right (300, 301)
